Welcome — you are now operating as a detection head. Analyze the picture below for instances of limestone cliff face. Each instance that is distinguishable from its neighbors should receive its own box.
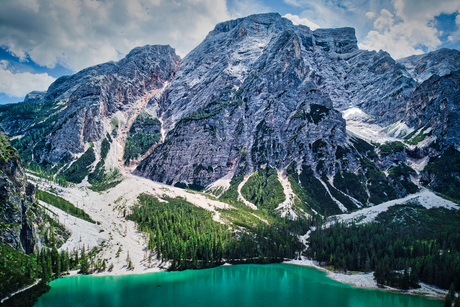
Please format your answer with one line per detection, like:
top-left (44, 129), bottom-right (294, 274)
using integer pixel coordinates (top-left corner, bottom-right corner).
top-left (403, 71), bottom-right (460, 149)
top-left (397, 48), bottom-right (460, 83)
top-left (0, 133), bottom-right (39, 253)
top-left (1, 13), bottom-right (460, 213)
top-left (137, 13), bottom-right (351, 188)
top-left (0, 45), bottom-right (180, 166)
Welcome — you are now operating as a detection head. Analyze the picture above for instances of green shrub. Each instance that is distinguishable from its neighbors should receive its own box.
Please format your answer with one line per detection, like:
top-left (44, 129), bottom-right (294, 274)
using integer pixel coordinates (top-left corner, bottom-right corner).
top-left (36, 189), bottom-right (95, 223)
top-left (379, 141), bottom-right (405, 156)
top-left (333, 171), bottom-right (368, 204)
top-left (287, 163), bottom-right (341, 216)
top-left (100, 138), bottom-right (110, 160)
top-left (422, 146), bottom-right (460, 200)
top-left (219, 174), bottom-right (245, 205)
top-left (123, 131), bottom-right (160, 164)
top-left (0, 242), bottom-right (41, 299)
top-left (322, 175), bottom-right (357, 211)
top-left (240, 166), bottom-right (286, 212)
top-left (63, 147), bottom-right (95, 183)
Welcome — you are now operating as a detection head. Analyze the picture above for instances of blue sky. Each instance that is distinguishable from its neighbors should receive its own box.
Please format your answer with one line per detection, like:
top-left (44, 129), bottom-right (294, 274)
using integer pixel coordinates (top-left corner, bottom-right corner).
top-left (1, 0), bottom-right (459, 104)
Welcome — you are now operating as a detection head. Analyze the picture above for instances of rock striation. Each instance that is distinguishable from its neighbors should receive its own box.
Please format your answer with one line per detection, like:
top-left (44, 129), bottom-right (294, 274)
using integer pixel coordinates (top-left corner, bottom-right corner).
top-left (1, 13), bottom-right (460, 215)
top-left (0, 133), bottom-right (39, 253)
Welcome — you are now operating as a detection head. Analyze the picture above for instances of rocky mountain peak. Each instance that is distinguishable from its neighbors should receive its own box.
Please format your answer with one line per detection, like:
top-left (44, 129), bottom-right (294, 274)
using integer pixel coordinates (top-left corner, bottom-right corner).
top-left (2, 13), bottom-right (460, 217)
top-left (397, 48), bottom-right (460, 83)
top-left (312, 27), bottom-right (358, 54)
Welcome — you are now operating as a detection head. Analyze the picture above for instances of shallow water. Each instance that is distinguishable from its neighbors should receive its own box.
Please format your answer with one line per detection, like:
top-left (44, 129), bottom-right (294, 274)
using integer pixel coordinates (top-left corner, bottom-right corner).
top-left (35, 264), bottom-right (442, 307)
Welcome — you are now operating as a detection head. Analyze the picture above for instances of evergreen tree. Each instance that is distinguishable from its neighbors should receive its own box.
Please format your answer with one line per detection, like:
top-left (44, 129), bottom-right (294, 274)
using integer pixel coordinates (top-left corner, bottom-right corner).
top-left (454, 295), bottom-right (460, 307)
top-left (450, 283), bottom-right (457, 301)
top-left (445, 293), bottom-right (453, 307)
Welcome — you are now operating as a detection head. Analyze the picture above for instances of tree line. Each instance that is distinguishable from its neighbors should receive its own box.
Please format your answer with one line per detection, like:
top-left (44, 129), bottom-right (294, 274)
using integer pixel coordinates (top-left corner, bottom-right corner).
top-left (306, 205), bottom-right (460, 291)
top-left (127, 194), bottom-right (315, 270)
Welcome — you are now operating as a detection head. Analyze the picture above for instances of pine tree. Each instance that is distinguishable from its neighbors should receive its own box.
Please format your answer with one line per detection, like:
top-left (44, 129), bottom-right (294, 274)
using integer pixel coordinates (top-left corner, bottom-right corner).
top-left (450, 283), bottom-right (456, 301)
top-left (445, 293), bottom-right (453, 307)
top-left (80, 246), bottom-right (90, 274)
top-left (454, 295), bottom-right (460, 307)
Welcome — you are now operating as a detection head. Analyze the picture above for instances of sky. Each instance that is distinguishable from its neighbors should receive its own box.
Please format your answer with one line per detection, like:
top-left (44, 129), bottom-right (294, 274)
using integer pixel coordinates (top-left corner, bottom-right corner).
top-left (0, 0), bottom-right (459, 104)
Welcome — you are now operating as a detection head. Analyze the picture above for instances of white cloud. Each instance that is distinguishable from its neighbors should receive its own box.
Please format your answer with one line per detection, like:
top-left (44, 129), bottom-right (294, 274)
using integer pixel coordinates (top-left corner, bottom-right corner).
top-left (283, 0), bottom-right (302, 7)
top-left (0, 60), bottom-right (8, 70)
top-left (0, 66), bottom-right (55, 97)
top-left (284, 13), bottom-right (320, 30)
top-left (359, 0), bottom-right (460, 59)
top-left (0, 0), bottom-right (230, 72)
top-left (365, 12), bottom-right (376, 19)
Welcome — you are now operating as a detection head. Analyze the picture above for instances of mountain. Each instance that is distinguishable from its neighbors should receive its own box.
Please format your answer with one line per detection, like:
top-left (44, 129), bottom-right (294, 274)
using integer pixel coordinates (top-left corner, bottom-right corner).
top-left (1, 12), bottom-right (459, 217)
top-left (0, 133), bottom-right (38, 254)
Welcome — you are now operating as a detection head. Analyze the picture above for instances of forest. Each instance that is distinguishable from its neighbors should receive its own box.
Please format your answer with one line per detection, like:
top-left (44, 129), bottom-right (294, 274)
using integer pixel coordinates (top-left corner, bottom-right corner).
top-left (127, 194), bottom-right (314, 270)
top-left (306, 203), bottom-right (460, 291)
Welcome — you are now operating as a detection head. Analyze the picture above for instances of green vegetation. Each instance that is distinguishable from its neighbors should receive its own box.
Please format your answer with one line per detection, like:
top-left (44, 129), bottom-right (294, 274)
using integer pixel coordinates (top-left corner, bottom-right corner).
top-left (378, 141), bottom-right (405, 156)
top-left (333, 171), bottom-right (368, 204)
top-left (111, 117), bottom-right (119, 131)
top-left (287, 163), bottom-right (341, 216)
top-left (218, 204), bottom-right (267, 229)
top-left (128, 194), bottom-right (311, 270)
top-left (422, 146), bottom-right (460, 201)
top-left (308, 104), bottom-right (330, 124)
top-left (0, 133), bottom-right (19, 162)
top-left (100, 138), bottom-right (110, 160)
top-left (123, 131), bottom-right (160, 164)
top-left (322, 175), bottom-right (357, 211)
top-left (404, 127), bottom-right (431, 145)
top-left (38, 212), bottom-right (71, 249)
top-left (181, 94), bottom-right (243, 123)
top-left (6, 100), bottom-right (69, 168)
top-left (219, 174), bottom-right (245, 205)
top-left (133, 111), bottom-right (161, 126)
top-left (388, 164), bottom-right (419, 195)
top-left (361, 158), bottom-right (397, 204)
top-left (128, 194), bottom-right (229, 269)
top-left (240, 166), bottom-right (286, 212)
top-left (106, 133), bottom-right (112, 143)
top-left (350, 137), bottom-right (377, 159)
top-left (88, 138), bottom-right (122, 191)
top-left (335, 145), bottom-right (350, 159)
top-left (36, 189), bottom-right (95, 224)
top-left (182, 101), bottom-right (228, 121)
top-left (307, 203), bottom-right (460, 290)
top-left (63, 146), bottom-right (96, 183)
top-left (88, 168), bottom-right (122, 192)
top-left (0, 242), bottom-right (41, 299)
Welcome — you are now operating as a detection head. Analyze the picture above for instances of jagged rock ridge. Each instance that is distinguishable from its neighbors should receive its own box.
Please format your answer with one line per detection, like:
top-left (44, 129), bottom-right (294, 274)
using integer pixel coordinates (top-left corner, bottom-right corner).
top-left (1, 13), bottom-right (460, 216)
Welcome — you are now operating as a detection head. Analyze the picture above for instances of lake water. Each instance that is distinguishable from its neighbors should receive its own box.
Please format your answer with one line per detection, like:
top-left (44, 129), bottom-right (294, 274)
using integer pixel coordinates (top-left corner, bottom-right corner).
top-left (35, 264), bottom-right (442, 307)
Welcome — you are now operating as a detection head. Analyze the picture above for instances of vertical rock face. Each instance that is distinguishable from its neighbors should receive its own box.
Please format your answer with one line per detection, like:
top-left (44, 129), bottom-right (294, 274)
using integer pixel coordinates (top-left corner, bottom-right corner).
top-left (397, 48), bottom-right (460, 83)
top-left (0, 45), bottom-right (180, 166)
top-left (0, 133), bottom-right (39, 253)
top-left (137, 13), bottom-right (352, 188)
top-left (1, 13), bottom-right (460, 213)
top-left (403, 71), bottom-right (460, 148)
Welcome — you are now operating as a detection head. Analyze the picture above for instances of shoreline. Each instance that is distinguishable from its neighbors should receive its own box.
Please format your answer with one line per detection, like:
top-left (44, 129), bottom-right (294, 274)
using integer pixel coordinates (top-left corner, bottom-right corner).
top-left (283, 258), bottom-right (447, 300)
top-left (52, 258), bottom-right (446, 301)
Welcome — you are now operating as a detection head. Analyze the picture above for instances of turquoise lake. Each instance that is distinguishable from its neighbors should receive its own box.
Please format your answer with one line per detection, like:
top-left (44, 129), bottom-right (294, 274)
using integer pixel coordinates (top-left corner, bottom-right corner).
top-left (35, 264), bottom-right (442, 307)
